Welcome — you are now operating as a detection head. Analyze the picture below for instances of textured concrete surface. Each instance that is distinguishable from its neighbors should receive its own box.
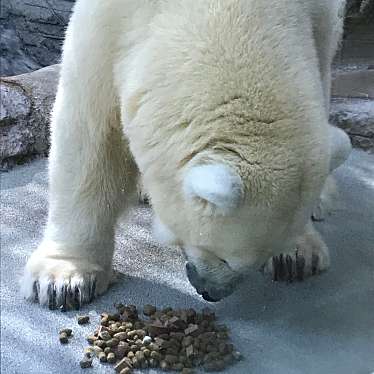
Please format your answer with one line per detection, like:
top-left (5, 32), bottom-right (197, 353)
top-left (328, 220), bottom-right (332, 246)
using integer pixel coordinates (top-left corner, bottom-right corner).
top-left (1, 151), bottom-right (374, 374)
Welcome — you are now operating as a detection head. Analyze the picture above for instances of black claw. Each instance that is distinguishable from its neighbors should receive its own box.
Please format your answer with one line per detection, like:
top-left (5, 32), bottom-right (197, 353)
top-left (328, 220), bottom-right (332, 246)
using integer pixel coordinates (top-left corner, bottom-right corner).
top-left (48, 283), bottom-right (57, 310)
top-left (311, 253), bottom-right (319, 275)
top-left (286, 255), bottom-right (293, 282)
top-left (65, 285), bottom-right (74, 310)
top-left (72, 286), bottom-right (81, 310)
top-left (201, 291), bottom-right (221, 302)
top-left (89, 279), bottom-right (96, 303)
top-left (272, 256), bottom-right (279, 281)
top-left (296, 251), bottom-right (305, 281)
top-left (278, 254), bottom-right (286, 280)
top-left (33, 281), bottom-right (39, 303)
top-left (60, 285), bottom-right (68, 312)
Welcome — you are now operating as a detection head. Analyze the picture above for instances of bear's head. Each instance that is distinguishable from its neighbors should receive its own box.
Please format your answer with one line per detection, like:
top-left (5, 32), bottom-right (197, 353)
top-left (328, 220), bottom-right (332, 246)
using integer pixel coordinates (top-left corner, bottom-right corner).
top-left (144, 123), bottom-right (330, 302)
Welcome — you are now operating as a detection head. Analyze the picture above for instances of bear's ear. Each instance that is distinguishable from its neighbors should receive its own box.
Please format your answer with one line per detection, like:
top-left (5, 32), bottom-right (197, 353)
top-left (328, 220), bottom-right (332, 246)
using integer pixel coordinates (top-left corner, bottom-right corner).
top-left (183, 164), bottom-right (244, 214)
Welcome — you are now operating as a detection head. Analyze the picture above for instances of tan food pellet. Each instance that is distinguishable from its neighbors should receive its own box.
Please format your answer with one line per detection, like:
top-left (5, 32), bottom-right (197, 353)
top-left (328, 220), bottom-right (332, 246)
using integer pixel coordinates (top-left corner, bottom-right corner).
top-left (107, 352), bottom-right (116, 364)
top-left (106, 338), bottom-right (119, 347)
top-left (99, 330), bottom-right (111, 341)
top-left (127, 351), bottom-right (135, 359)
top-left (94, 340), bottom-right (106, 348)
top-left (104, 347), bottom-right (112, 354)
top-left (119, 368), bottom-right (132, 374)
top-left (114, 332), bottom-right (127, 340)
top-left (135, 350), bottom-right (145, 362)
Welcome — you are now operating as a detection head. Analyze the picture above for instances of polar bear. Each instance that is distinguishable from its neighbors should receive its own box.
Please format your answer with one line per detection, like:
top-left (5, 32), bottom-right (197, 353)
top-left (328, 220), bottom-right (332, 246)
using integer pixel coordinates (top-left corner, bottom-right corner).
top-left (21, 0), bottom-right (351, 308)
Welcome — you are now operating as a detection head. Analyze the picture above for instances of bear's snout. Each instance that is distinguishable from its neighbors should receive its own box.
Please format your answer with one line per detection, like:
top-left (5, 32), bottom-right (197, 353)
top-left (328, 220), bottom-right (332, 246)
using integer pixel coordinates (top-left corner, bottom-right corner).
top-left (185, 262), bottom-right (238, 302)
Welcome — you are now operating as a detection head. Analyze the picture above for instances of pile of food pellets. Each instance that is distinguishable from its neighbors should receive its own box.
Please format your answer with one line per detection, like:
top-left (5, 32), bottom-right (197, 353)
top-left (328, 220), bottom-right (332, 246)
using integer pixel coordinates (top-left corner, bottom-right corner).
top-left (61, 304), bottom-right (242, 373)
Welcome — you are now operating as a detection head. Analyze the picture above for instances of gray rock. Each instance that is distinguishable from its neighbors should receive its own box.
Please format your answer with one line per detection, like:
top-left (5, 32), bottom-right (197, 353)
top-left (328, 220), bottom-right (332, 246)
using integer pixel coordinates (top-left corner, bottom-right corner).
top-left (0, 65), bottom-right (60, 168)
top-left (330, 98), bottom-right (374, 153)
top-left (347, 0), bottom-right (374, 16)
top-left (0, 0), bottom-right (74, 76)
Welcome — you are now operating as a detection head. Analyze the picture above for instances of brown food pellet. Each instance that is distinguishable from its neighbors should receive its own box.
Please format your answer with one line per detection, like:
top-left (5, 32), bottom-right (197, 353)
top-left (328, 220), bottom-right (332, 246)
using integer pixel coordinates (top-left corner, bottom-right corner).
top-left (59, 328), bottom-right (72, 337)
top-left (114, 332), bottom-right (127, 341)
top-left (114, 357), bottom-right (133, 372)
top-left (86, 335), bottom-right (97, 345)
top-left (59, 332), bottom-right (69, 344)
top-left (106, 338), bottom-right (119, 347)
top-left (143, 304), bottom-right (157, 316)
top-left (79, 357), bottom-right (93, 369)
top-left (77, 315), bottom-right (90, 325)
top-left (99, 330), bottom-right (112, 341)
top-left (104, 347), bottom-right (112, 354)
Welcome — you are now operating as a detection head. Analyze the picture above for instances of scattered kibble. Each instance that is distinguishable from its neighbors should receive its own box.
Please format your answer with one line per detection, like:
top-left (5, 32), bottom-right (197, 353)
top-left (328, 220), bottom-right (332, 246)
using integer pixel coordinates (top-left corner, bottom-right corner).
top-left (143, 304), bottom-right (157, 317)
top-left (77, 315), bottom-right (90, 325)
top-left (59, 328), bottom-right (73, 337)
top-left (59, 332), bottom-right (69, 344)
top-left (107, 352), bottom-right (117, 364)
top-left (119, 368), bottom-right (132, 374)
top-left (80, 357), bottom-right (93, 369)
top-left (71, 304), bottom-right (243, 372)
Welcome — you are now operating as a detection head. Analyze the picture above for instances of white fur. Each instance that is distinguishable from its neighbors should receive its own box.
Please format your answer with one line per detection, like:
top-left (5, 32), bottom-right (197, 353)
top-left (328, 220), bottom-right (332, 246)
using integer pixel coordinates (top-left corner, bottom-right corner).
top-left (152, 215), bottom-right (179, 246)
top-left (329, 126), bottom-right (352, 171)
top-left (21, 0), bottom-right (350, 306)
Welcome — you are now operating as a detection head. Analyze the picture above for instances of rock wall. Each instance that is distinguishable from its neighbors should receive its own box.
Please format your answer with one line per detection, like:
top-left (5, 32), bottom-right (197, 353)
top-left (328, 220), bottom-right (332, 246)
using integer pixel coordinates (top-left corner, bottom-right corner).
top-left (0, 65), bottom-right (60, 168)
top-left (0, 0), bottom-right (74, 76)
top-left (0, 0), bottom-right (372, 77)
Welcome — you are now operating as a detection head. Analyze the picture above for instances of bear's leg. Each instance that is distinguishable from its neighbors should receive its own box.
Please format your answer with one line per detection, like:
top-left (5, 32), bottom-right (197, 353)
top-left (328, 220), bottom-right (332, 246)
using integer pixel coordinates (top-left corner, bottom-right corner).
top-left (20, 105), bottom-right (137, 309)
top-left (262, 221), bottom-right (330, 282)
top-left (20, 2), bottom-right (138, 309)
top-left (21, 104), bottom-right (137, 309)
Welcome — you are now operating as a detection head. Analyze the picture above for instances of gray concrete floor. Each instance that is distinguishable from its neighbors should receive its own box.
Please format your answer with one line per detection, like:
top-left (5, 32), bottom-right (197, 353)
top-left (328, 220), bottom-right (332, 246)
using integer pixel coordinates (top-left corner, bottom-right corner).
top-left (1, 150), bottom-right (374, 374)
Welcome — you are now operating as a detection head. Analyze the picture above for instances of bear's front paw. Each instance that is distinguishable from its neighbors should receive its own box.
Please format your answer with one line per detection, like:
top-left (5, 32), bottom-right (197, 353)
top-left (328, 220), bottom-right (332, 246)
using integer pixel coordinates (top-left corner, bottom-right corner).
top-left (20, 242), bottom-right (111, 310)
top-left (262, 224), bottom-right (330, 282)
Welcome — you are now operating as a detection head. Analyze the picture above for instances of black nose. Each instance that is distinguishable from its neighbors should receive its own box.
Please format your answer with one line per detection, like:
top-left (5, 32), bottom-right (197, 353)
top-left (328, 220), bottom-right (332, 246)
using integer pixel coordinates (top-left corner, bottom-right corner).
top-left (185, 262), bottom-right (230, 302)
top-left (201, 291), bottom-right (221, 302)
